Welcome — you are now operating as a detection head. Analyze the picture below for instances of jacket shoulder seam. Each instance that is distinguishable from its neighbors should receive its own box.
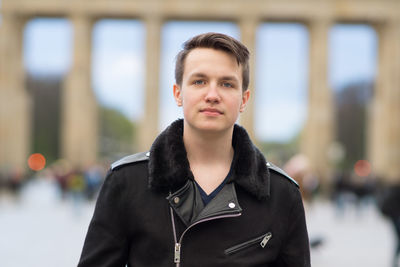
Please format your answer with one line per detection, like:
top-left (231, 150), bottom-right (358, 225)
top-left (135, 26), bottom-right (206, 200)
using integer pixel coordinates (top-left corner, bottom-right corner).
top-left (111, 151), bottom-right (149, 170)
top-left (266, 162), bottom-right (299, 188)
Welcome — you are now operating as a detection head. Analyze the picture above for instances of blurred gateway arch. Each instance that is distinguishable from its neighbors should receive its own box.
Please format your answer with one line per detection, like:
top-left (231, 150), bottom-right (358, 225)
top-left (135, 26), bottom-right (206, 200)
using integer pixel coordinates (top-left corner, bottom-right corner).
top-left (0, 0), bottom-right (399, 184)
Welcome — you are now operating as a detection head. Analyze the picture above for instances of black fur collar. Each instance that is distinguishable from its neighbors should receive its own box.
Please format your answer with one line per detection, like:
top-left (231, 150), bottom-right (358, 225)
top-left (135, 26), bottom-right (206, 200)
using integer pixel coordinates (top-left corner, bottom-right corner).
top-left (148, 119), bottom-right (270, 200)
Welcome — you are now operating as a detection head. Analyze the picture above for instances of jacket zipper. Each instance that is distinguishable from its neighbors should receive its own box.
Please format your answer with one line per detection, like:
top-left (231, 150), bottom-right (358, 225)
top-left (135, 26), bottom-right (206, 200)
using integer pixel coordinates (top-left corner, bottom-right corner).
top-left (170, 207), bottom-right (242, 267)
top-left (224, 232), bottom-right (272, 256)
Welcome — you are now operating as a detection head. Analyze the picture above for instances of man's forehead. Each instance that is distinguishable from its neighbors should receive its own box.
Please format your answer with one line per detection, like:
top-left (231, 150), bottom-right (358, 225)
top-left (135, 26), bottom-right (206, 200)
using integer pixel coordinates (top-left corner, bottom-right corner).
top-left (185, 47), bottom-right (238, 63)
top-left (183, 48), bottom-right (242, 76)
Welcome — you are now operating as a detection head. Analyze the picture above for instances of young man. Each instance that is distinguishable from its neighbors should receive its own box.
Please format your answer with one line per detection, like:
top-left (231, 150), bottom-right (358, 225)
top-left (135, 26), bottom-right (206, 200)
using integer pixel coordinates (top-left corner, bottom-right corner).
top-left (78, 32), bottom-right (311, 267)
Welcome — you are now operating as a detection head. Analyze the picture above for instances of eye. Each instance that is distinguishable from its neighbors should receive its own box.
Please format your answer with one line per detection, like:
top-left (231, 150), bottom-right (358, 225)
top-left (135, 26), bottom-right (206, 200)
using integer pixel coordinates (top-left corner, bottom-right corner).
top-left (222, 82), bottom-right (233, 88)
top-left (193, 80), bottom-right (205, 85)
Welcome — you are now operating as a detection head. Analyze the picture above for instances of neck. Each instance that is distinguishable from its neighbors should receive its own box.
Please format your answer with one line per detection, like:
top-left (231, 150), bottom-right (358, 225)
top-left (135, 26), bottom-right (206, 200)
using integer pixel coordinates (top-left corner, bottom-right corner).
top-left (183, 122), bottom-right (235, 194)
top-left (183, 122), bottom-right (234, 165)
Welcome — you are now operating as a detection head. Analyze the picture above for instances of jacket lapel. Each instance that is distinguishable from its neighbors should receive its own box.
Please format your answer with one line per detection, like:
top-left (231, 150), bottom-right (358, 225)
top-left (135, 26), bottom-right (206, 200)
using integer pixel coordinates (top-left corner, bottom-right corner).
top-left (148, 119), bottom-right (271, 200)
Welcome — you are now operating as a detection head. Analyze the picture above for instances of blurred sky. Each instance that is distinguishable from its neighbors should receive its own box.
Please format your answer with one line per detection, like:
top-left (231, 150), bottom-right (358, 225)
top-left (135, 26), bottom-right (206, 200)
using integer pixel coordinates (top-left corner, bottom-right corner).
top-left (21, 18), bottom-right (377, 142)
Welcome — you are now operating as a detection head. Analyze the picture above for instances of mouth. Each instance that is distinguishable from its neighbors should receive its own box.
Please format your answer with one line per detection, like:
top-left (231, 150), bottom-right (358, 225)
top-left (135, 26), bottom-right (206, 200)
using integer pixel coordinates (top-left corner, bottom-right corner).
top-left (200, 108), bottom-right (223, 116)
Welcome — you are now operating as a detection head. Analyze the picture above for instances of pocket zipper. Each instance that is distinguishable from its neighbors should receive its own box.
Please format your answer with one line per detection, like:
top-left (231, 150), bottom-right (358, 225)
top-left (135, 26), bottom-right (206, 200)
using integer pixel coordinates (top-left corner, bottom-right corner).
top-left (224, 232), bottom-right (272, 255)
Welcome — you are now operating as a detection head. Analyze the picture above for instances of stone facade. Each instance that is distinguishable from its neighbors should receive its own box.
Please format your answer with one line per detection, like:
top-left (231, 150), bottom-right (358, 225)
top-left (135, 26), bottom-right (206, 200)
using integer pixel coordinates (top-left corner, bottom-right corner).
top-left (0, 0), bottom-right (399, 183)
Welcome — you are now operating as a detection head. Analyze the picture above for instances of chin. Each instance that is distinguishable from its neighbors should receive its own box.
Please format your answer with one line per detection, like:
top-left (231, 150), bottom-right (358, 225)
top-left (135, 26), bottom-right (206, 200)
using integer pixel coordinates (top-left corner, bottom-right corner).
top-left (195, 121), bottom-right (233, 133)
top-left (184, 115), bottom-right (236, 133)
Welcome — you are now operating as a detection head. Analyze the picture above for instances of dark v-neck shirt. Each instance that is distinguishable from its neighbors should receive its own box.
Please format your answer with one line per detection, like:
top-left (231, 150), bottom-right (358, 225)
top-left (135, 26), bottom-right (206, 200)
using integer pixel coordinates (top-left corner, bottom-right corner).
top-left (194, 165), bottom-right (233, 206)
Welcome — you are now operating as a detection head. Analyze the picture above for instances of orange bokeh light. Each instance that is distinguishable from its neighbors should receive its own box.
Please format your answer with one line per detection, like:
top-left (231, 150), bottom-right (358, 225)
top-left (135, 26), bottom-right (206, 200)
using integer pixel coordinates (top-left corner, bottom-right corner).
top-left (28, 153), bottom-right (46, 171)
top-left (354, 159), bottom-right (371, 177)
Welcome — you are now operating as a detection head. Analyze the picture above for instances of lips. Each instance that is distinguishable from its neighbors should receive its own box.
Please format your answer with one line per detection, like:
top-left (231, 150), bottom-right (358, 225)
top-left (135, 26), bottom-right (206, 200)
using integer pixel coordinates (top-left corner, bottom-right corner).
top-left (200, 107), bottom-right (223, 115)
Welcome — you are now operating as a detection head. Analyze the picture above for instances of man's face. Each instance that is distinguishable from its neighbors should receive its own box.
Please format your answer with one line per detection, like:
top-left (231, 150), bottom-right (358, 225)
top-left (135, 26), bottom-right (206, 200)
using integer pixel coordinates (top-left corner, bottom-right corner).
top-left (173, 48), bottom-right (250, 134)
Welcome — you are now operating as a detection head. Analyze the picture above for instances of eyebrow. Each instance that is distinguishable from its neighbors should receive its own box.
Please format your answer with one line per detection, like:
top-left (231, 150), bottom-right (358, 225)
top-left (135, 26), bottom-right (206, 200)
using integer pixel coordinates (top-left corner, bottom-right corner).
top-left (189, 73), bottom-right (208, 79)
top-left (220, 76), bottom-right (239, 82)
top-left (189, 73), bottom-right (239, 82)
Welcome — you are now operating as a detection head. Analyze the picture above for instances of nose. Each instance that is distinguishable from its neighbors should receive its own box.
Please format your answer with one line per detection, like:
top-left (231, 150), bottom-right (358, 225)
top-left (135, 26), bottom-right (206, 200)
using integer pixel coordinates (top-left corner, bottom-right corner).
top-left (204, 82), bottom-right (221, 103)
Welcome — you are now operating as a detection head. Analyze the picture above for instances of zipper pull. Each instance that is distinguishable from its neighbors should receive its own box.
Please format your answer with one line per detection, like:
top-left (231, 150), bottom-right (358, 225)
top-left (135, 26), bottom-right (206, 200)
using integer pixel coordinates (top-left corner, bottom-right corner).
top-left (260, 232), bottom-right (272, 248)
top-left (174, 243), bottom-right (181, 263)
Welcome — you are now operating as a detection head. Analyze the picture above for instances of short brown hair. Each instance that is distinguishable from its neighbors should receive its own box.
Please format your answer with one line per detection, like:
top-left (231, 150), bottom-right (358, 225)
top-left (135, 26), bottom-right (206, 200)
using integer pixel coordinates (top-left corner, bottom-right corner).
top-left (175, 32), bottom-right (250, 91)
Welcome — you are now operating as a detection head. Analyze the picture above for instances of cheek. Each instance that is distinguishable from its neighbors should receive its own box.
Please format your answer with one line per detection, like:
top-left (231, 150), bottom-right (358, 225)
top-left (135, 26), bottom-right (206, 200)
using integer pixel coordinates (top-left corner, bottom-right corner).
top-left (229, 95), bottom-right (244, 109)
top-left (181, 93), bottom-right (197, 112)
top-left (181, 90), bottom-right (201, 105)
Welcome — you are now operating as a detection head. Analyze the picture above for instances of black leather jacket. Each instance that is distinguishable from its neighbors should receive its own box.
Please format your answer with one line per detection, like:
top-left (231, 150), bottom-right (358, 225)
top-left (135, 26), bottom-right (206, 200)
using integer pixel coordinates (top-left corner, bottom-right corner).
top-left (78, 119), bottom-right (311, 267)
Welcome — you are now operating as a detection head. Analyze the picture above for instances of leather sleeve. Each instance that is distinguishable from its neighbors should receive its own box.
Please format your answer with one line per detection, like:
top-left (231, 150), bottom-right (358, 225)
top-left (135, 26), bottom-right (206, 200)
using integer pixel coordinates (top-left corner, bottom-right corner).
top-left (276, 186), bottom-right (311, 267)
top-left (77, 170), bottom-right (129, 267)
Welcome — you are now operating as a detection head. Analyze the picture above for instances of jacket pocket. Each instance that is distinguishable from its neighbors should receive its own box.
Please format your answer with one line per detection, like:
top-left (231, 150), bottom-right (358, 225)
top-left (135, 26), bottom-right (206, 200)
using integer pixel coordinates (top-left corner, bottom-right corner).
top-left (224, 232), bottom-right (272, 256)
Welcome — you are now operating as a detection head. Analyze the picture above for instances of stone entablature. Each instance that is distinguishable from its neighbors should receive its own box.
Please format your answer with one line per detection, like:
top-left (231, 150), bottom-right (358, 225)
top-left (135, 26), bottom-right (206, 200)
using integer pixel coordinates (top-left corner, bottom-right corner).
top-left (2, 0), bottom-right (400, 22)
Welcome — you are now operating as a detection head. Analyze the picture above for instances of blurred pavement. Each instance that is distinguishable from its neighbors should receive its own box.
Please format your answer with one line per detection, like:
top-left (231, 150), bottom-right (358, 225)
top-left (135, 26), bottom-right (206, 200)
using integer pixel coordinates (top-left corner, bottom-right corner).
top-left (306, 198), bottom-right (394, 267)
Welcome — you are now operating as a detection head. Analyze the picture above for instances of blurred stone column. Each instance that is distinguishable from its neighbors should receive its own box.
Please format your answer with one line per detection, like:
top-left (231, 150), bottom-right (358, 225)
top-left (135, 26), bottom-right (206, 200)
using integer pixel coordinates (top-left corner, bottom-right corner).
top-left (239, 17), bottom-right (258, 143)
top-left (370, 20), bottom-right (400, 182)
top-left (62, 15), bottom-right (98, 167)
top-left (0, 14), bottom-right (31, 171)
top-left (301, 20), bottom-right (334, 185)
top-left (137, 17), bottom-right (162, 152)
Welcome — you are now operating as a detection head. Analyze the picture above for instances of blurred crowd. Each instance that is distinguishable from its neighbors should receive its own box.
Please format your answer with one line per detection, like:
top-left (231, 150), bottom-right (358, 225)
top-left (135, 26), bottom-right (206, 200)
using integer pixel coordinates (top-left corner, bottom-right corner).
top-left (283, 153), bottom-right (400, 267)
top-left (0, 160), bottom-right (108, 202)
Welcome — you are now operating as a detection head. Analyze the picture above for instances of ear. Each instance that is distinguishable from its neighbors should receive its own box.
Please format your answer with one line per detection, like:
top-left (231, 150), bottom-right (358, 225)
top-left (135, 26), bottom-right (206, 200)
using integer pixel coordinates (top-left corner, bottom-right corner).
top-left (173, 84), bottom-right (183, 106)
top-left (240, 90), bottom-right (250, 112)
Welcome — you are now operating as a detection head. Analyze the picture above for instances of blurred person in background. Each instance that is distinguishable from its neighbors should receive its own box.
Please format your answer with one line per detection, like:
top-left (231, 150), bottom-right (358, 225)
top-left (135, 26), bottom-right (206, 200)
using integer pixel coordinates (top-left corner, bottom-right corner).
top-left (67, 168), bottom-right (86, 216)
top-left (283, 153), bottom-right (319, 203)
top-left (378, 181), bottom-right (400, 267)
top-left (0, 167), bottom-right (26, 201)
top-left (7, 167), bottom-right (25, 196)
top-left (78, 32), bottom-right (310, 267)
top-left (83, 163), bottom-right (105, 200)
top-left (52, 159), bottom-right (72, 199)
top-left (332, 169), bottom-right (377, 217)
